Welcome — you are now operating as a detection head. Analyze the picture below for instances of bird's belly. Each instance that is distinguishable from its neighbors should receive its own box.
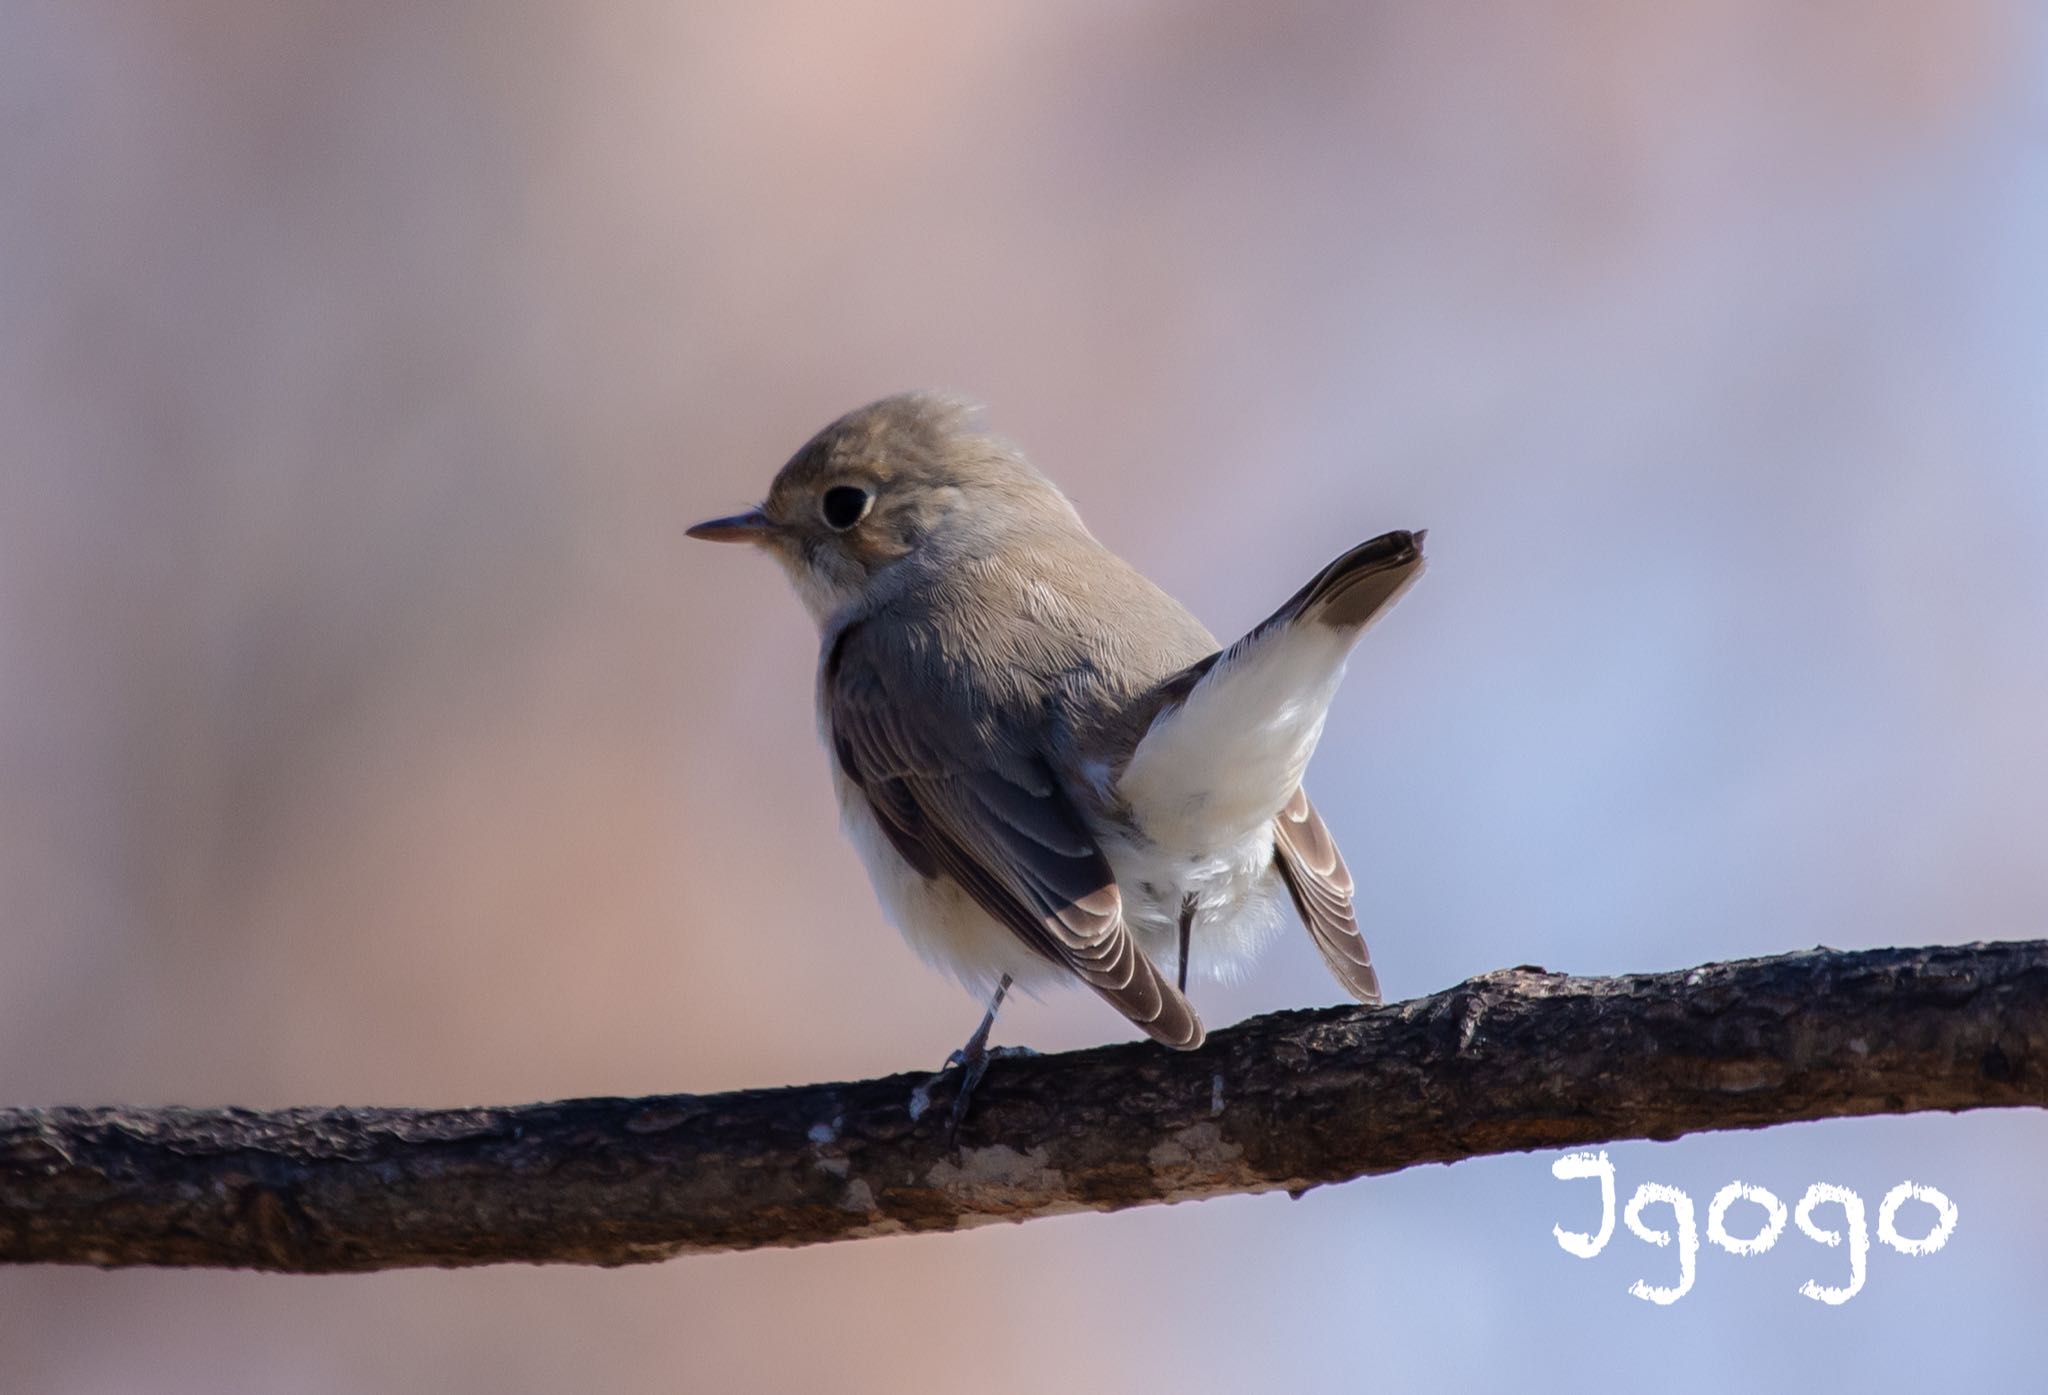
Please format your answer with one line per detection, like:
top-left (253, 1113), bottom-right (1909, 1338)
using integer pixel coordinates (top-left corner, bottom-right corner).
top-left (832, 771), bottom-right (1071, 998)
top-left (1101, 825), bottom-right (1290, 985)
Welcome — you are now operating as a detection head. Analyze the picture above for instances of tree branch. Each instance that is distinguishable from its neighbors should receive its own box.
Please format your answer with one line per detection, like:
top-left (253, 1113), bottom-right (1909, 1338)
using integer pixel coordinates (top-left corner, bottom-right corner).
top-left (4, 940), bottom-right (2042, 1271)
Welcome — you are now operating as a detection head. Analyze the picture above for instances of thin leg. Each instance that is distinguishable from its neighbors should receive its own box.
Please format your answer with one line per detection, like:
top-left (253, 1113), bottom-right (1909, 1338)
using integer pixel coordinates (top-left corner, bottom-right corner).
top-left (1177, 896), bottom-right (1196, 994)
top-left (943, 974), bottom-right (1011, 1143)
top-left (959, 975), bottom-right (1010, 1066)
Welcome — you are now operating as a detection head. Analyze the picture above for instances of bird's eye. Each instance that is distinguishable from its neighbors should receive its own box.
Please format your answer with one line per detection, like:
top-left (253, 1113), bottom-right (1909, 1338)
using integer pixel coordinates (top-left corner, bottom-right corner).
top-left (821, 485), bottom-right (872, 531)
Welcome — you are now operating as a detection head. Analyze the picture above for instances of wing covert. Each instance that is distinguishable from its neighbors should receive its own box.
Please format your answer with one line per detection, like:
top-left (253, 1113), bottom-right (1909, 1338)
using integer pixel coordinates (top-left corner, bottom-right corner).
top-left (826, 621), bottom-right (1205, 1048)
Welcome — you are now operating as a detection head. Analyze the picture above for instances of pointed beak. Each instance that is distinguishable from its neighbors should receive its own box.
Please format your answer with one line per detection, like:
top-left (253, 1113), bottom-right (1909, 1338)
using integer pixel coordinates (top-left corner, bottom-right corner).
top-left (687, 508), bottom-right (777, 544)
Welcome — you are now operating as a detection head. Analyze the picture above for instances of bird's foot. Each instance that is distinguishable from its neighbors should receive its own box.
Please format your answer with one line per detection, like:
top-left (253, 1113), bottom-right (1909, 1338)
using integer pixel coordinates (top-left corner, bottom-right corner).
top-left (941, 1043), bottom-right (1039, 1071)
top-left (932, 1044), bottom-right (1038, 1146)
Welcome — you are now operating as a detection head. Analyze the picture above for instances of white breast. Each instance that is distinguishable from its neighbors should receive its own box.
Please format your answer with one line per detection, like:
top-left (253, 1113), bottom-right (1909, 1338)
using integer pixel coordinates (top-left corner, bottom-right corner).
top-left (829, 763), bottom-right (1077, 999)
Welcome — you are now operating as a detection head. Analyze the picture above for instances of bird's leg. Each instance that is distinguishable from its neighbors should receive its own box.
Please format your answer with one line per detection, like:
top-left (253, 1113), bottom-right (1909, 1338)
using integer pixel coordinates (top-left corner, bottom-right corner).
top-left (953, 974), bottom-right (1011, 1070)
top-left (1177, 895), bottom-right (1197, 993)
top-left (940, 974), bottom-right (1012, 1143)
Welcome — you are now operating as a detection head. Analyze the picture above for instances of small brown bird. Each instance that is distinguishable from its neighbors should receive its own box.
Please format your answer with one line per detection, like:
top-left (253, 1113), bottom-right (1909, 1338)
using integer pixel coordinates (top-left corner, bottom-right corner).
top-left (691, 394), bottom-right (1423, 1123)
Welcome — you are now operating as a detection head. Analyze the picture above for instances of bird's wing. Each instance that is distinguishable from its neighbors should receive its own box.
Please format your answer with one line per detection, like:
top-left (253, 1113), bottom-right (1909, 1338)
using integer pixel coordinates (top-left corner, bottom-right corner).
top-left (1271, 785), bottom-right (1382, 1005)
top-left (825, 619), bottom-right (1205, 1049)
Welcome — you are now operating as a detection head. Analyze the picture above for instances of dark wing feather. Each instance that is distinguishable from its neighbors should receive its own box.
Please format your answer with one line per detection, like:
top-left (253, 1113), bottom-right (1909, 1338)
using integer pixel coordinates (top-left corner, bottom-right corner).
top-left (827, 622), bottom-right (1204, 1049)
top-left (1272, 785), bottom-right (1381, 1005)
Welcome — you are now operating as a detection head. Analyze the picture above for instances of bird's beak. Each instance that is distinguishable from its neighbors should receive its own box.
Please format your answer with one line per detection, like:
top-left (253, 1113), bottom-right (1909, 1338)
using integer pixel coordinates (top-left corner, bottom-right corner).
top-left (687, 508), bottom-right (777, 544)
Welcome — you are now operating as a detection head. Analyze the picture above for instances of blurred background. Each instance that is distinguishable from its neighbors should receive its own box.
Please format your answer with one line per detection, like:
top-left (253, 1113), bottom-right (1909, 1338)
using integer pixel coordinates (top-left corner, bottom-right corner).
top-left (4, 1), bottom-right (2046, 1390)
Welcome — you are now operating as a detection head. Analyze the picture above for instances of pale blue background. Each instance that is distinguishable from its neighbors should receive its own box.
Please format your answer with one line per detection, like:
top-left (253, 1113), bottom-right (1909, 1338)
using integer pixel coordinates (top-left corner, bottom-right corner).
top-left (4, 4), bottom-right (2045, 1390)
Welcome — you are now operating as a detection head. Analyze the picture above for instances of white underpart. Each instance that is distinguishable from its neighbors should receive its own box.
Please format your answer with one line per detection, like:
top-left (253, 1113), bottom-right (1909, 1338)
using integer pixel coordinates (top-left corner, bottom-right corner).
top-left (1108, 620), bottom-right (1357, 980)
top-left (834, 756), bottom-right (1291, 998)
top-left (1121, 621), bottom-right (1354, 850)
top-left (825, 709), bottom-right (1076, 999)
top-left (823, 615), bottom-right (1362, 1005)
top-left (781, 548), bottom-right (864, 629)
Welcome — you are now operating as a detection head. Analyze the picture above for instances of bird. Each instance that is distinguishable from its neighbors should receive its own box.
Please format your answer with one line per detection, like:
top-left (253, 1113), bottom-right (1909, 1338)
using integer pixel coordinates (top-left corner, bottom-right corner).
top-left (689, 392), bottom-right (1424, 1129)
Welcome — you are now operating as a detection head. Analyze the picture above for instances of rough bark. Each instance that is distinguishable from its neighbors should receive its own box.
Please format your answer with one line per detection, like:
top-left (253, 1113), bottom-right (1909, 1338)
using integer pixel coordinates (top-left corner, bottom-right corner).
top-left (3, 940), bottom-right (2042, 1271)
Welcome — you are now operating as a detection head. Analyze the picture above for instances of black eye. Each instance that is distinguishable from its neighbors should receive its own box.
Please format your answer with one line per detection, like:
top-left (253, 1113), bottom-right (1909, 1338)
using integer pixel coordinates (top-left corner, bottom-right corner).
top-left (821, 485), bottom-right (871, 531)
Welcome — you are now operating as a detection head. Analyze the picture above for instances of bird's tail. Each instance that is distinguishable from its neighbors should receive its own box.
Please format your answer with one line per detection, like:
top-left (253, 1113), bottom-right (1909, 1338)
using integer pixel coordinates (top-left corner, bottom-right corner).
top-left (1117, 530), bottom-right (1425, 851)
top-left (1264, 529), bottom-right (1427, 634)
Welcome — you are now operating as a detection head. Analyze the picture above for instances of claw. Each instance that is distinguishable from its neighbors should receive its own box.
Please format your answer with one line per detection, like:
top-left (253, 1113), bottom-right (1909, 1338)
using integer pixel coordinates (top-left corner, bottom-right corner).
top-left (943, 1046), bottom-right (995, 1145)
top-left (932, 974), bottom-right (1013, 1145)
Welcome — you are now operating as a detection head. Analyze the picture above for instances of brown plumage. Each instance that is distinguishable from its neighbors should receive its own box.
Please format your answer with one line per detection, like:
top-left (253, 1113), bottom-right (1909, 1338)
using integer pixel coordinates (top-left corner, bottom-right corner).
top-left (690, 392), bottom-right (1424, 1074)
top-left (826, 619), bottom-right (1204, 1047)
top-left (1272, 786), bottom-right (1380, 1004)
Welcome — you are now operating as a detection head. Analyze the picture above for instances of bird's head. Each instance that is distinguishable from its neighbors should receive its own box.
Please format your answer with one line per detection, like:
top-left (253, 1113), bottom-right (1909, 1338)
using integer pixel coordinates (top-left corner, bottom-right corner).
top-left (689, 392), bottom-right (1079, 625)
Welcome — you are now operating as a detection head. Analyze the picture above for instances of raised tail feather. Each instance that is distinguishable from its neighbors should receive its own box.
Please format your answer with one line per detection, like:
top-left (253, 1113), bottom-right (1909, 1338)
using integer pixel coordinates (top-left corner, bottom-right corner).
top-left (1257, 528), bottom-right (1427, 636)
top-left (1120, 530), bottom-right (1426, 852)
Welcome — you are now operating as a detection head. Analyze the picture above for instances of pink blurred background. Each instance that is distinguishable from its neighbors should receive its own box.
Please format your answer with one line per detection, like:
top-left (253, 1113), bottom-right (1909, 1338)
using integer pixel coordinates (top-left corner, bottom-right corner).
top-left (4, 2), bottom-right (2046, 1390)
